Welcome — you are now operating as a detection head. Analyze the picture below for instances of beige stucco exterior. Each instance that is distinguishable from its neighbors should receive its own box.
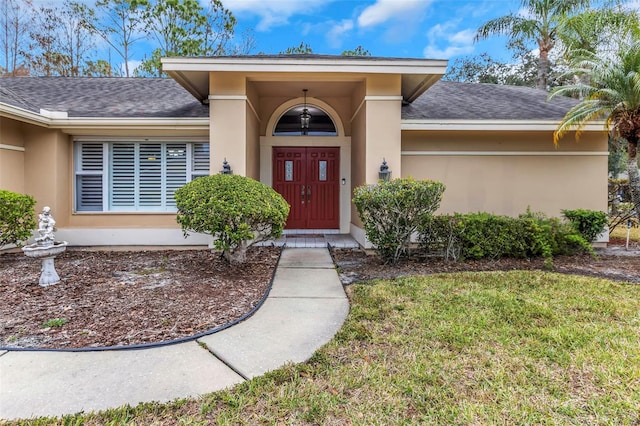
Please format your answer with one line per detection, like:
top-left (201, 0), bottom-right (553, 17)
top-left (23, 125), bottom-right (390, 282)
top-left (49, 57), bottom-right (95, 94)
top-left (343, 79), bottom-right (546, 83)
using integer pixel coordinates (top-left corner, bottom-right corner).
top-left (0, 57), bottom-right (610, 248)
top-left (0, 117), bottom-right (26, 193)
top-left (402, 130), bottom-right (608, 217)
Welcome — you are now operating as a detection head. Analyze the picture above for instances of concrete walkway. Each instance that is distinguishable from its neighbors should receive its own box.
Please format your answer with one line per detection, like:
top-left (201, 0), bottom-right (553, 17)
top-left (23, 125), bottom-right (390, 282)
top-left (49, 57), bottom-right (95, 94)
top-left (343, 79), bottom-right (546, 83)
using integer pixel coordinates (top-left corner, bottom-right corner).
top-left (0, 248), bottom-right (349, 421)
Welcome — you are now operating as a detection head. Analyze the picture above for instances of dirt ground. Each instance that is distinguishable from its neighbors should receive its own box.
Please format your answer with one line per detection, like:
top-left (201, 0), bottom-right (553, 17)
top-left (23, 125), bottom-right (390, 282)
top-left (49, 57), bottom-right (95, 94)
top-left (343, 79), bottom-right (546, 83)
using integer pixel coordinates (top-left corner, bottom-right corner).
top-left (0, 247), bottom-right (280, 349)
top-left (1, 240), bottom-right (638, 350)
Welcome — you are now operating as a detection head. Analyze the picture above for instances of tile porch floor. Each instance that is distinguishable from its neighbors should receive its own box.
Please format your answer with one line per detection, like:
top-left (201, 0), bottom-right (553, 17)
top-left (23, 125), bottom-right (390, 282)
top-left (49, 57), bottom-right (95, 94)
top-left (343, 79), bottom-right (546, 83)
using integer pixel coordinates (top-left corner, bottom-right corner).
top-left (257, 231), bottom-right (359, 248)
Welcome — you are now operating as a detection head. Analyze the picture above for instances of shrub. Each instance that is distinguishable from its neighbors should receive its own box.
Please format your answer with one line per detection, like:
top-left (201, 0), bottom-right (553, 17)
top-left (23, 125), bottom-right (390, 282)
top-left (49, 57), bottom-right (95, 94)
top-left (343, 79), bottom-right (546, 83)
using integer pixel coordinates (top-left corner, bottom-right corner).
top-left (420, 210), bottom-right (593, 267)
top-left (353, 178), bottom-right (445, 265)
top-left (562, 209), bottom-right (608, 242)
top-left (0, 190), bottom-right (36, 248)
top-left (174, 175), bottom-right (290, 264)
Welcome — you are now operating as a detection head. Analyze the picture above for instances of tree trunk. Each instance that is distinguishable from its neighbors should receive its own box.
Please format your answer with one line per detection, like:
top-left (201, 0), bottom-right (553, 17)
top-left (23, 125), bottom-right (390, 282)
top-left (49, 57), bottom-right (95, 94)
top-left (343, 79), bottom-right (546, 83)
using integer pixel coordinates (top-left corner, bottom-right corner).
top-left (627, 142), bottom-right (640, 221)
top-left (537, 44), bottom-right (550, 91)
top-left (224, 240), bottom-right (247, 265)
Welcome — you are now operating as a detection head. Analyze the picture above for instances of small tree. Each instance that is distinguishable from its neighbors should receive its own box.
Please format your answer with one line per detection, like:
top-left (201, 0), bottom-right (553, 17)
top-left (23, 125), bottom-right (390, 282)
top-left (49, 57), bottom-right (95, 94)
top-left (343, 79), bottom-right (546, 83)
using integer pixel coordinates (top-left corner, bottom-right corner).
top-left (0, 190), bottom-right (36, 248)
top-left (353, 178), bottom-right (445, 265)
top-left (174, 175), bottom-right (289, 264)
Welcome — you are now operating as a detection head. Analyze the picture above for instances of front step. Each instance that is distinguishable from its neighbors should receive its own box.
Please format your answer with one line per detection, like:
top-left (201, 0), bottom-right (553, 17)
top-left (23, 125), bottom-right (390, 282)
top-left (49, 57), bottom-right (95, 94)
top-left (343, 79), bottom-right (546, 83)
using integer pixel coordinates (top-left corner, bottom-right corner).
top-left (256, 234), bottom-right (359, 248)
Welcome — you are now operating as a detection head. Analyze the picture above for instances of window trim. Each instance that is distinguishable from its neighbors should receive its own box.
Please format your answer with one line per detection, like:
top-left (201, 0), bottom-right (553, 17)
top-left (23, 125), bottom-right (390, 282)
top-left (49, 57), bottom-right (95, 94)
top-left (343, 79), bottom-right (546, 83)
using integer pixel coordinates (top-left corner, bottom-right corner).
top-left (73, 138), bottom-right (209, 213)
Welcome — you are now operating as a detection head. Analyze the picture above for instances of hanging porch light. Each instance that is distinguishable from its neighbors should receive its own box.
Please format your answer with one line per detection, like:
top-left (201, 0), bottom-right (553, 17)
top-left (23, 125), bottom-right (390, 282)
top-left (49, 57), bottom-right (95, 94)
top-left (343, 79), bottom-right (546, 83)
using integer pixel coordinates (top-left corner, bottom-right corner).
top-left (300, 89), bottom-right (311, 133)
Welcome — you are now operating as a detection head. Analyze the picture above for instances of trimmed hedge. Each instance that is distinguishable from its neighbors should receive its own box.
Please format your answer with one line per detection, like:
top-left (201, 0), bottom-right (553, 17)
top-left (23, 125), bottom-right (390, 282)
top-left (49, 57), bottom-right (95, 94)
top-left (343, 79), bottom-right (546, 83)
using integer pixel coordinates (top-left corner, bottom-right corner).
top-left (419, 210), bottom-right (593, 266)
top-left (0, 190), bottom-right (36, 248)
top-left (175, 174), bottom-right (289, 264)
top-left (353, 178), bottom-right (445, 265)
top-left (562, 209), bottom-right (608, 242)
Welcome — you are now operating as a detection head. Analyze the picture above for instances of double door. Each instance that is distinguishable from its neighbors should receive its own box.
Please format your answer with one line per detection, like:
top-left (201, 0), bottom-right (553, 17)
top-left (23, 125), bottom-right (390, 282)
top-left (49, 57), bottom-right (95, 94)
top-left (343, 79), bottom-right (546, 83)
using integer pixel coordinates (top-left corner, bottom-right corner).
top-left (273, 147), bottom-right (339, 229)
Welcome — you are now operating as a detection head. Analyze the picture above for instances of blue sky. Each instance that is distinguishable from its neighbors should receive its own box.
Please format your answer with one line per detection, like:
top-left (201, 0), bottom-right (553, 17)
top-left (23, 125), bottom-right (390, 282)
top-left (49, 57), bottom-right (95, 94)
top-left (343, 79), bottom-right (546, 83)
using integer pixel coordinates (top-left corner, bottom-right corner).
top-left (225, 0), bottom-right (525, 61)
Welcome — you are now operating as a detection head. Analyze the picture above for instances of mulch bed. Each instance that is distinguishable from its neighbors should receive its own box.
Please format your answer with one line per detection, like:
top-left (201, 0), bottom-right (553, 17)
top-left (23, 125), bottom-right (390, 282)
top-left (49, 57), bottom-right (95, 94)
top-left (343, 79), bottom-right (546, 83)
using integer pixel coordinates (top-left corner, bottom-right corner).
top-left (1, 241), bottom-right (638, 351)
top-left (0, 247), bottom-right (281, 350)
top-left (331, 245), bottom-right (640, 285)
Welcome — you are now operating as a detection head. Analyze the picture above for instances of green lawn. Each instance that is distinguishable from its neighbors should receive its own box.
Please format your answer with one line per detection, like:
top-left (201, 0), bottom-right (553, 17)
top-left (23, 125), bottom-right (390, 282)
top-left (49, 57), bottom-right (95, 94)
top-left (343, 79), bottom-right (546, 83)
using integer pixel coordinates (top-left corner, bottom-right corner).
top-left (22, 271), bottom-right (640, 425)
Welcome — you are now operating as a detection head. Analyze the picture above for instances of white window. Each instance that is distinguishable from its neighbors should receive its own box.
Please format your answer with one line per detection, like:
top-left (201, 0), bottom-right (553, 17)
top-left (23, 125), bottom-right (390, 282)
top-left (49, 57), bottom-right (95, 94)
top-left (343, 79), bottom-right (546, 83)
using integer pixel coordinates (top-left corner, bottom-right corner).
top-left (74, 140), bottom-right (210, 212)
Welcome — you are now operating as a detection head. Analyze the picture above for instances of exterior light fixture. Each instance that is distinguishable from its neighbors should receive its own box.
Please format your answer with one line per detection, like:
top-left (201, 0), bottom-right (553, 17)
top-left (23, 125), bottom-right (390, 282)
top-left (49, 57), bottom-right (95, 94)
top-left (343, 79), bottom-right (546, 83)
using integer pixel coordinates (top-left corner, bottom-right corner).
top-left (378, 158), bottom-right (391, 181)
top-left (220, 158), bottom-right (232, 174)
top-left (300, 89), bottom-right (311, 134)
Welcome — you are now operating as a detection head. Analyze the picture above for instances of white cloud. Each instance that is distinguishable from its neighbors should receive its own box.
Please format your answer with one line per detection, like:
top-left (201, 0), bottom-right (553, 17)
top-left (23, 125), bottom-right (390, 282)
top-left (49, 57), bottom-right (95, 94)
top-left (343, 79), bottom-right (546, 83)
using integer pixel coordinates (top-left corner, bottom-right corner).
top-left (449, 29), bottom-right (475, 45)
top-left (122, 60), bottom-right (142, 76)
top-left (357, 0), bottom-right (433, 28)
top-left (224, 0), bottom-right (326, 31)
top-left (422, 19), bottom-right (475, 59)
top-left (326, 20), bottom-right (354, 48)
top-left (423, 44), bottom-right (473, 59)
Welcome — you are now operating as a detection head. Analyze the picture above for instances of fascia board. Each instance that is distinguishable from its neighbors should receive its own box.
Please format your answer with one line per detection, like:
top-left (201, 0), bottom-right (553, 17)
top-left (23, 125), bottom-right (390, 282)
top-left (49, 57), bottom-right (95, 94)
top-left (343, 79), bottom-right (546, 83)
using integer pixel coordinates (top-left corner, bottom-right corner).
top-left (161, 57), bottom-right (448, 75)
top-left (401, 120), bottom-right (606, 132)
top-left (54, 118), bottom-right (210, 132)
top-left (0, 102), bottom-right (50, 126)
top-left (1, 104), bottom-right (209, 131)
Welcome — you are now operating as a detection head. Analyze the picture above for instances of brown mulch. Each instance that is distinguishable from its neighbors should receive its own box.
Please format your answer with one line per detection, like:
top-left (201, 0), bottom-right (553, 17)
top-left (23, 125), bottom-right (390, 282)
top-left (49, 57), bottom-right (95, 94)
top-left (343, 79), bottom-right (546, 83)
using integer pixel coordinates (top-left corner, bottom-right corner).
top-left (0, 247), bottom-right (281, 350)
top-left (331, 244), bottom-right (640, 286)
top-left (1, 240), bottom-right (639, 351)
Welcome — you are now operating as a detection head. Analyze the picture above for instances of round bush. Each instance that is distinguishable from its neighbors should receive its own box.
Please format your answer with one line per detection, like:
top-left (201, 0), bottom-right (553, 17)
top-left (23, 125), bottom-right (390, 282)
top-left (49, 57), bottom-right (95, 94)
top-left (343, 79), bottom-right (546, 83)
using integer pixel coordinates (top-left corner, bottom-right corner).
top-left (353, 178), bottom-right (445, 265)
top-left (174, 175), bottom-right (290, 264)
top-left (0, 190), bottom-right (36, 248)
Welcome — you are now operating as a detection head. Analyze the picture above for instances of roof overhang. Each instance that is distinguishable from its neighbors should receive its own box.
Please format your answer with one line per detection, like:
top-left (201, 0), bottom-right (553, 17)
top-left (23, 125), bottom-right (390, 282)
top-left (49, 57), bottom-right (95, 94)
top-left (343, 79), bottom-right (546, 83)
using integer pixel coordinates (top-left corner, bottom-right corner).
top-left (0, 102), bottom-right (209, 132)
top-left (401, 119), bottom-right (607, 132)
top-left (162, 56), bottom-right (449, 103)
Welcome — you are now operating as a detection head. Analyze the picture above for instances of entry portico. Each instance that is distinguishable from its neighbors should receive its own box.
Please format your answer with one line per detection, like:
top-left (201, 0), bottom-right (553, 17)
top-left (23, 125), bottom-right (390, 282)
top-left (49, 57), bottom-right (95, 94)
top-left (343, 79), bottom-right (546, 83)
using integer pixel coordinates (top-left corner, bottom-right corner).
top-left (162, 55), bottom-right (449, 238)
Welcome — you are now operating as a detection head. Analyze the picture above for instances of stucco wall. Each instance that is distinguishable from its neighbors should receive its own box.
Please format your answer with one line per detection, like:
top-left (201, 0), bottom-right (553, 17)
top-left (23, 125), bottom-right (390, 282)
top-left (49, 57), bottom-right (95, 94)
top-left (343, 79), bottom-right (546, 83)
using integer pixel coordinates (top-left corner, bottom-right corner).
top-left (350, 81), bottom-right (367, 227)
top-left (401, 130), bottom-right (608, 217)
top-left (0, 117), bottom-right (25, 193)
top-left (23, 126), bottom-right (71, 225)
top-left (209, 72), bottom-right (248, 176)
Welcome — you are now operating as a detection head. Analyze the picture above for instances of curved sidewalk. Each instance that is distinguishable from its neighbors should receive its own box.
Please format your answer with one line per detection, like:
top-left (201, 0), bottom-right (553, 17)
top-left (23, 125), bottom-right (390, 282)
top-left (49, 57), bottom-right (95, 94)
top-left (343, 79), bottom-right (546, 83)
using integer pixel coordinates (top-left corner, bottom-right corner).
top-left (0, 248), bottom-right (349, 421)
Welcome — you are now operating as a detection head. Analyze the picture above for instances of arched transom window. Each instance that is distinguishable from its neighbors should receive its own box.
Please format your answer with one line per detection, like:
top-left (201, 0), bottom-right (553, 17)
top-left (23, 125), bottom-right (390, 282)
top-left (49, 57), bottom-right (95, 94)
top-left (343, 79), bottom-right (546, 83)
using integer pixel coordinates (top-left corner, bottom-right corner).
top-left (273, 105), bottom-right (338, 136)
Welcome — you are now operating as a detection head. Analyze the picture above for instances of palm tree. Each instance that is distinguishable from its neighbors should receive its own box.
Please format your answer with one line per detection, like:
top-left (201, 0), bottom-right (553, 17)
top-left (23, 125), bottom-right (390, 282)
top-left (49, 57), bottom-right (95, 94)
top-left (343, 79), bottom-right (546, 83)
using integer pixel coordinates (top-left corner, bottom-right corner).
top-left (475, 0), bottom-right (591, 90)
top-left (549, 40), bottom-right (640, 219)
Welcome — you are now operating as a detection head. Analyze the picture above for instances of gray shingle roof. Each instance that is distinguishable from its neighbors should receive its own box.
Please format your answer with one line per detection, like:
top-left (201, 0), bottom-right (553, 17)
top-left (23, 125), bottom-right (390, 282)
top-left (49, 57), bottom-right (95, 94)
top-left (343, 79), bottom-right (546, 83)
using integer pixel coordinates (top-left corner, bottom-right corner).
top-left (0, 76), bottom-right (576, 121)
top-left (0, 85), bottom-right (40, 112)
top-left (402, 80), bottom-right (578, 120)
top-left (0, 77), bottom-right (209, 118)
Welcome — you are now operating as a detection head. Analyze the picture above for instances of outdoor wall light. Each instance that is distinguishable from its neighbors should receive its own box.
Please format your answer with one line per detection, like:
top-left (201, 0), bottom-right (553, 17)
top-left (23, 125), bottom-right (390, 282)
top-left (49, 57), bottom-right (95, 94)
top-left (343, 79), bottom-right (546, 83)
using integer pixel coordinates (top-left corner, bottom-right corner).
top-left (379, 158), bottom-right (391, 181)
top-left (220, 158), bottom-right (233, 174)
top-left (300, 89), bottom-right (311, 132)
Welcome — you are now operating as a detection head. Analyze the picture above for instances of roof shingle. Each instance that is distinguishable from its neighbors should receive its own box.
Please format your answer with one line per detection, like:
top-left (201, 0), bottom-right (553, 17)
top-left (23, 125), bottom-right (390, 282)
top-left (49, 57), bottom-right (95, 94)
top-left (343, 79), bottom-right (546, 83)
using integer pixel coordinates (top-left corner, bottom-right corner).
top-left (0, 76), bottom-right (577, 121)
top-left (402, 80), bottom-right (578, 121)
top-left (0, 77), bottom-right (209, 118)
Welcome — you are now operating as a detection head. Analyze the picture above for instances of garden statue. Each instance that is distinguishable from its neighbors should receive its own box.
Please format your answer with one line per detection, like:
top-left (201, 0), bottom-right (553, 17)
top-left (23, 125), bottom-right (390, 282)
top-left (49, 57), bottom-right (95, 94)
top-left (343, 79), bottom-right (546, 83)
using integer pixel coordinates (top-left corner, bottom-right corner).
top-left (35, 206), bottom-right (56, 247)
top-left (22, 206), bottom-right (68, 286)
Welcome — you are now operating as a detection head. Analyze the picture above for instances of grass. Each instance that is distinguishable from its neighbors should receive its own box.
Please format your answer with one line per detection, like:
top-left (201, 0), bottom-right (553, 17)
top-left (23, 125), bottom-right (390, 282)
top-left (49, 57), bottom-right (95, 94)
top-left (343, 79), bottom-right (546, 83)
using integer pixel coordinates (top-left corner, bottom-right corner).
top-left (14, 271), bottom-right (640, 425)
top-left (41, 318), bottom-right (67, 328)
top-left (610, 224), bottom-right (640, 242)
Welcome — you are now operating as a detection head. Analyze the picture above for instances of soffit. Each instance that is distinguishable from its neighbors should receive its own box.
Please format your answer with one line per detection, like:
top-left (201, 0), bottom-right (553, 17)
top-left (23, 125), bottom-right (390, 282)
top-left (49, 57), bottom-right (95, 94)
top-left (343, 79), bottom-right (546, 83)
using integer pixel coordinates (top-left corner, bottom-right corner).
top-left (163, 56), bottom-right (447, 103)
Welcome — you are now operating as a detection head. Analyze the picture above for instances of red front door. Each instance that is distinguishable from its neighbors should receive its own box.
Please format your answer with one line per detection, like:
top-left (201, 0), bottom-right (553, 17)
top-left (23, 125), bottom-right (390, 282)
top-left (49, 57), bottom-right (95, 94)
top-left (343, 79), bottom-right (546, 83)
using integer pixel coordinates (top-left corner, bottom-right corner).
top-left (273, 147), bottom-right (340, 229)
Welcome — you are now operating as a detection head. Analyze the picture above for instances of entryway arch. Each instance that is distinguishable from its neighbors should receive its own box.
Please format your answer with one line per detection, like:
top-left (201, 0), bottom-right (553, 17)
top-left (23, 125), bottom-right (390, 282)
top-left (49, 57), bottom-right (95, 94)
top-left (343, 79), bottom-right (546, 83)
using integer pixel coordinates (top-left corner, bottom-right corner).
top-left (260, 97), bottom-right (351, 233)
top-left (265, 97), bottom-right (346, 137)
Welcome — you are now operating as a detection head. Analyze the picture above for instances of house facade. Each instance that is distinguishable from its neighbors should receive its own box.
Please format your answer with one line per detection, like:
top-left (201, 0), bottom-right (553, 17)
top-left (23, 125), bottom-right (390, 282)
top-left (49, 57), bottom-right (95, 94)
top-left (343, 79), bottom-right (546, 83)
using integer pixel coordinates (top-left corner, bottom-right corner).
top-left (0, 55), bottom-right (608, 248)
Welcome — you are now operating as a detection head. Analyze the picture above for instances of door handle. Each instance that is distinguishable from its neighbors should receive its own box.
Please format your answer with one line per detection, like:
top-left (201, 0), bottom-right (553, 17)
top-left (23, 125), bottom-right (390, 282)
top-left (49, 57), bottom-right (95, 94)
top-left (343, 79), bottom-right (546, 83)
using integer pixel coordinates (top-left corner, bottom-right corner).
top-left (301, 185), bottom-right (305, 204)
top-left (307, 185), bottom-right (311, 203)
